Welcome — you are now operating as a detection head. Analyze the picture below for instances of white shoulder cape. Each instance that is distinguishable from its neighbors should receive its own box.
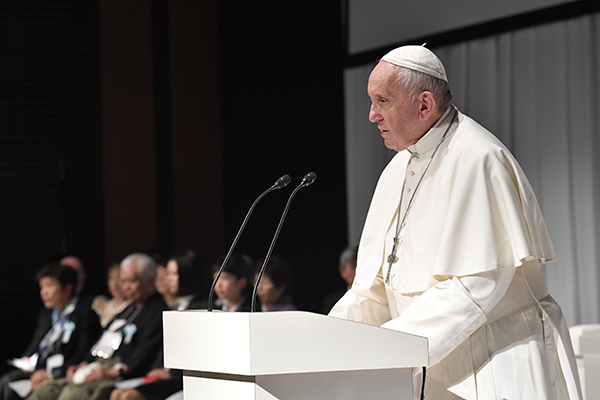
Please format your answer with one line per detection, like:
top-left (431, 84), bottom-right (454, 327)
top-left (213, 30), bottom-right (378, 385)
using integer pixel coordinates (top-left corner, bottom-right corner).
top-left (353, 111), bottom-right (555, 295)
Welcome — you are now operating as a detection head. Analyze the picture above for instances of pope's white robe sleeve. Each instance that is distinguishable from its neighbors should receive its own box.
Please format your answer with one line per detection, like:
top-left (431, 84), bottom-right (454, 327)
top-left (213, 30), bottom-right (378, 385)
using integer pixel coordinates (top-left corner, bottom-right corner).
top-left (381, 267), bottom-right (516, 366)
top-left (329, 269), bottom-right (392, 327)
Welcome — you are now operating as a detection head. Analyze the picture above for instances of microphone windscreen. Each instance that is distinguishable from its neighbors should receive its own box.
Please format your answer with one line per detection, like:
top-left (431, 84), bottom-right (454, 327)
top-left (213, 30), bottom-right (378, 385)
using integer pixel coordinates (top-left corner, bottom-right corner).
top-left (275, 174), bottom-right (292, 189)
top-left (302, 172), bottom-right (317, 186)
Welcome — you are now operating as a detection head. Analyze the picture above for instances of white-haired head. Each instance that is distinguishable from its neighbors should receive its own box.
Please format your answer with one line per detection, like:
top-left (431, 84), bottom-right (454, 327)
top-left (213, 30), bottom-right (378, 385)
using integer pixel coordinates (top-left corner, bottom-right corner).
top-left (121, 253), bottom-right (156, 278)
top-left (381, 45), bottom-right (453, 111)
top-left (120, 253), bottom-right (157, 305)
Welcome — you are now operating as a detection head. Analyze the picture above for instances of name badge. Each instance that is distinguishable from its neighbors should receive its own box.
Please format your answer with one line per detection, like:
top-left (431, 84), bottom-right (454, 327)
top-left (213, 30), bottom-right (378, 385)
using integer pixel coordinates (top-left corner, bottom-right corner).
top-left (62, 321), bottom-right (76, 344)
top-left (123, 323), bottom-right (137, 345)
top-left (46, 354), bottom-right (64, 375)
top-left (90, 331), bottom-right (122, 359)
top-left (107, 319), bottom-right (127, 332)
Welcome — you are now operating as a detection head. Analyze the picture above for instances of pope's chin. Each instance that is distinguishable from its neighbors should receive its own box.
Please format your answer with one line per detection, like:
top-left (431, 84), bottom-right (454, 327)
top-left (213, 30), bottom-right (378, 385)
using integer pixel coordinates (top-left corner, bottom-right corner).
top-left (382, 137), bottom-right (400, 151)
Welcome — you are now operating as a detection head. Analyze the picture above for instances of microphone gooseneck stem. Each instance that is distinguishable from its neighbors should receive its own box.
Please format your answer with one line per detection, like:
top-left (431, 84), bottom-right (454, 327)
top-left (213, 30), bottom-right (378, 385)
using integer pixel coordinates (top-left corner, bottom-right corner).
top-left (207, 175), bottom-right (290, 312)
top-left (251, 173), bottom-right (315, 312)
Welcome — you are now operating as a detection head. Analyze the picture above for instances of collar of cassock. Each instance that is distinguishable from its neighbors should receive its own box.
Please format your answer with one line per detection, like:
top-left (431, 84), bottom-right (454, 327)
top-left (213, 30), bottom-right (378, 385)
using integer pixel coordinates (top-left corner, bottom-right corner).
top-left (407, 105), bottom-right (456, 159)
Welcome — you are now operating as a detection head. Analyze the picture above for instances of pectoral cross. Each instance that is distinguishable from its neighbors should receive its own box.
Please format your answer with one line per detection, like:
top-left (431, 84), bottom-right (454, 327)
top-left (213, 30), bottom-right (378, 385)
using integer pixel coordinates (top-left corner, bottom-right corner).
top-left (385, 237), bottom-right (400, 284)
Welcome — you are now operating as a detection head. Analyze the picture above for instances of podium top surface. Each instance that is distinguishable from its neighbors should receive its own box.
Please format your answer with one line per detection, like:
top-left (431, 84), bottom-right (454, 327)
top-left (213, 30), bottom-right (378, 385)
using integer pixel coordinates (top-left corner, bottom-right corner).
top-left (163, 310), bottom-right (428, 376)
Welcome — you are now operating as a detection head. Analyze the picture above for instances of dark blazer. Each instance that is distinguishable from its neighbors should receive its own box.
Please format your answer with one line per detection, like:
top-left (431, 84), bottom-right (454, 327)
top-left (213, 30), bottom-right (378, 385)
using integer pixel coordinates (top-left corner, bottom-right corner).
top-left (92, 292), bottom-right (168, 379)
top-left (23, 298), bottom-right (102, 379)
top-left (22, 308), bottom-right (52, 358)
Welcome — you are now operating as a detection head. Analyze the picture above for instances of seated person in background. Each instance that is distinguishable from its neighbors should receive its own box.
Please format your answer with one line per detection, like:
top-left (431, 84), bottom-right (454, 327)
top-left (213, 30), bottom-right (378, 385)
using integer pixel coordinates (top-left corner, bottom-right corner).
top-left (166, 250), bottom-right (204, 311)
top-left (27, 253), bottom-right (168, 400)
top-left (203, 253), bottom-right (255, 312)
top-left (110, 249), bottom-right (205, 400)
top-left (154, 262), bottom-right (176, 309)
top-left (59, 255), bottom-right (94, 307)
top-left (254, 255), bottom-right (296, 311)
top-left (92, 262), bottom-right (131, 328)
top-left (322, 246), bottom-right (357, 314)
top-left (0, 263), bottom-right (102, 400)
top-left (147, 249), bottom-right (176, 308)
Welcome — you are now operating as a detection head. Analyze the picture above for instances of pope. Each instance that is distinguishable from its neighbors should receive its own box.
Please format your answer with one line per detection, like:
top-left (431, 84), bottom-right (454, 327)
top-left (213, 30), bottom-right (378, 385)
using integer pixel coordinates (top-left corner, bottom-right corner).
top-left (329, 45), bottom-right (582, 400)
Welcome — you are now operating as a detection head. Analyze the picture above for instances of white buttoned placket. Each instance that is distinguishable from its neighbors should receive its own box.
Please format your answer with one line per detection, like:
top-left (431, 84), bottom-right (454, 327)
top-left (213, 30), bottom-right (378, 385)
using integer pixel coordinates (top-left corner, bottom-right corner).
top-left (383, 107), bottom-right (457, 304)
top-left (383, 151), bottom-right (433, 317)
top-left (384, 152), bottom-right (430, 278)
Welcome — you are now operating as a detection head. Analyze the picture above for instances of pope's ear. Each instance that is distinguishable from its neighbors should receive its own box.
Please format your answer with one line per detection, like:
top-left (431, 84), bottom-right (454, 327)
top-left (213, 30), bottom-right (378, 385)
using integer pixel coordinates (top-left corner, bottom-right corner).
top-left (417, 91), bottom-right (438, 121)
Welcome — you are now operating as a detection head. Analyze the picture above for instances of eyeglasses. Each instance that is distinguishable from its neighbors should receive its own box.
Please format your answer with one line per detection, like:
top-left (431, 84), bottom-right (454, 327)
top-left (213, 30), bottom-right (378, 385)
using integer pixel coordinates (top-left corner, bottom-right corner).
top-left (119, 276), bottom-right (141, 284)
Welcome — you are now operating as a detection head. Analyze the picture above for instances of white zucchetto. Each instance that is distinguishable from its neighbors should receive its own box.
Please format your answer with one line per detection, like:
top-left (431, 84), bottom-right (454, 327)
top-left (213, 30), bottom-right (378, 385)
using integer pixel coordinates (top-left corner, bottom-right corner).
top-left (381, 45), bottom-right (448, 82)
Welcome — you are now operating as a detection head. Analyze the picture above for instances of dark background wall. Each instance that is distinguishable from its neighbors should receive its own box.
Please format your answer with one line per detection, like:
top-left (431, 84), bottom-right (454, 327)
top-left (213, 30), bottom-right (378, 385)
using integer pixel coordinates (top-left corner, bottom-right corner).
top-left (0, 0), bottom-right (104, 374)
top-left (0, 0), bottom-right (348, 373)
top-left (218, 1), bottom-right (347, 311)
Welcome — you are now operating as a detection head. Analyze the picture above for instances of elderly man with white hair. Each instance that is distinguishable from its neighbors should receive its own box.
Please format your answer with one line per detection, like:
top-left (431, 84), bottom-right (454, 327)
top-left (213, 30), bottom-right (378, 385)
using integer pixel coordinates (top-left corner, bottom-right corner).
top-left (29, 253), bottom-right (168, 400)
top-left (329, 45), bottom-right (582, 399)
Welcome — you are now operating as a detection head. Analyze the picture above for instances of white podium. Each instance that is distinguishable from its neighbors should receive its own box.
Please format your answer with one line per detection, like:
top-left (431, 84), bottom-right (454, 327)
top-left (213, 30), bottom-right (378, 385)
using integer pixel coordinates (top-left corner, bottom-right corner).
top-left (163, 310), bottom-right (428, 400)
top-left (570, 324), bottom-right (600, 400)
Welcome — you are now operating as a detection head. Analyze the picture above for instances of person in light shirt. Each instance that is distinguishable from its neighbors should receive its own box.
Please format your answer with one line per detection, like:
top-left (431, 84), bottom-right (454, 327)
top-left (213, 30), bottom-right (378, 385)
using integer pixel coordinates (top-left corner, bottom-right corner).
top-left (92, 262), bottom-right (130, 328)
top-left (329, 45), bottom-right (582, 400)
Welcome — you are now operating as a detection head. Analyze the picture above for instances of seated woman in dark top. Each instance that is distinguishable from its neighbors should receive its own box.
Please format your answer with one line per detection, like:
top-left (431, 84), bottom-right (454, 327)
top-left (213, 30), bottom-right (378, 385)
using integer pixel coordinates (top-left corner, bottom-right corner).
top-left (0, 263), bottom-right (102, 400)
top-left (165, 249), bottom-right (205, 311)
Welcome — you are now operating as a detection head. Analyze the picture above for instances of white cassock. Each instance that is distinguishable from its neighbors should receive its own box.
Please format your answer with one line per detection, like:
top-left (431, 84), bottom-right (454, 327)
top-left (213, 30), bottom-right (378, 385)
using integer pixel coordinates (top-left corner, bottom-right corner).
top-left (329, 106), bottom-right (583, 400)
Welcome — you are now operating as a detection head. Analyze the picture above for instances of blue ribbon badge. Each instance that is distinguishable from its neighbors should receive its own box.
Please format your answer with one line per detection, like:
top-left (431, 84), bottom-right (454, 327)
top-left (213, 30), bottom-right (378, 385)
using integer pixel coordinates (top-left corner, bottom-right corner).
top-left (62, 320), bottom-right (76, 344)
top-left (123, 323), bottom-right (137, 345)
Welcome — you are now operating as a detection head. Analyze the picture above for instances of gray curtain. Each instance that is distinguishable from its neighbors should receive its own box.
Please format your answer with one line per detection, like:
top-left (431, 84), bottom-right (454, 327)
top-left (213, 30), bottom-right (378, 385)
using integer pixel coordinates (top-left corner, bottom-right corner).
top-left (344, 12), bottom-right (600, 326)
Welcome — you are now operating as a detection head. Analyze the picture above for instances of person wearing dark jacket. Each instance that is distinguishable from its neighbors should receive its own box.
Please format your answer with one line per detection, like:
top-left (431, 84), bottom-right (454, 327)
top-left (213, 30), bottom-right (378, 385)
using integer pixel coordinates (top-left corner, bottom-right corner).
top-left (0, 263), bottom-right (101, 400)
top-left (27, 253), bottom-right (168, 400)
top-left (110, 250), bottom-right (207, 400)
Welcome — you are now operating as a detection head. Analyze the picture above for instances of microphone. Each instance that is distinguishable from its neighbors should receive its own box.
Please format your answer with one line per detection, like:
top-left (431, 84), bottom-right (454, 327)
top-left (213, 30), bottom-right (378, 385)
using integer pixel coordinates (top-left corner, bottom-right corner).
top-left (207, 174), bottom-right (291, 311)
top-left (251, 172), bottom-right (317, 312)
